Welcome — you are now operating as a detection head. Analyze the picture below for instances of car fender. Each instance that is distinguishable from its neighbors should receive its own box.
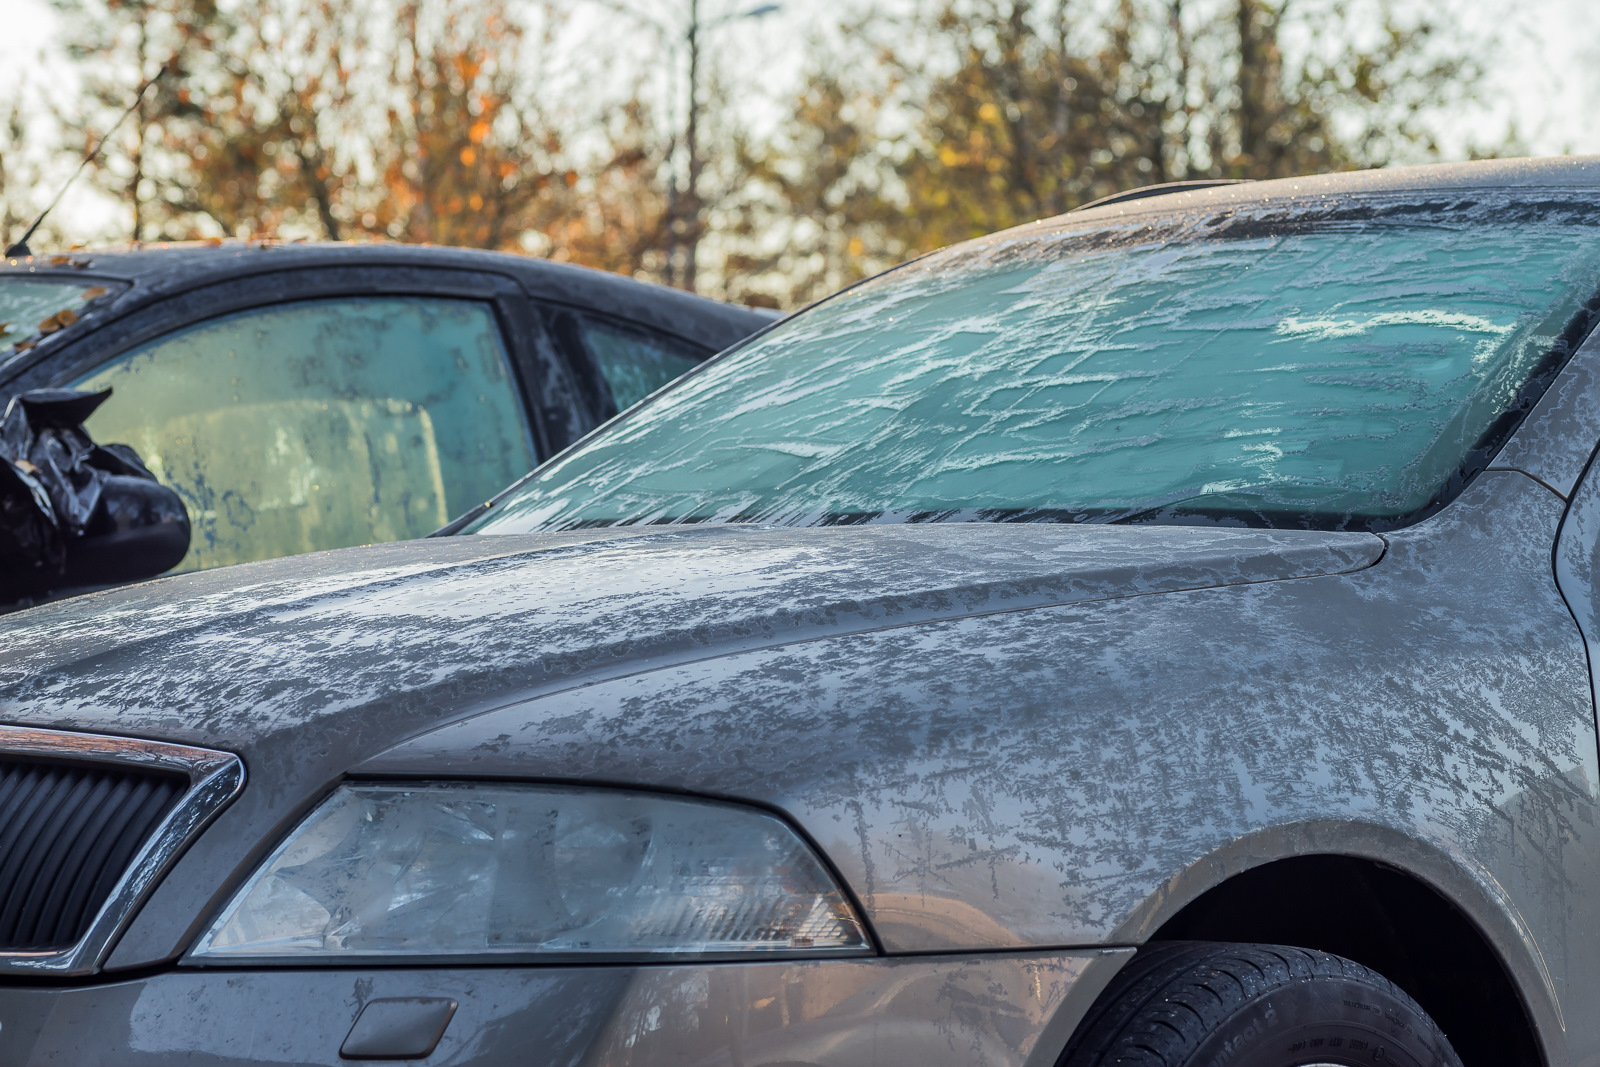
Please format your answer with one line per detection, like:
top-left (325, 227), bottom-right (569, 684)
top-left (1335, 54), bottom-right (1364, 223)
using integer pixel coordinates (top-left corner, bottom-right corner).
top-left (1112, 817), bottom-right (1565, 1060)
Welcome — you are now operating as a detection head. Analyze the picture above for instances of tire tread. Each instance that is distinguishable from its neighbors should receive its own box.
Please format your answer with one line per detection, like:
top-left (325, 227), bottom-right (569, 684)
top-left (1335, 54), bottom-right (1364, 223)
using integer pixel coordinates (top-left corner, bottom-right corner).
top-left (1061, 942), bottom-right (1458, 1067)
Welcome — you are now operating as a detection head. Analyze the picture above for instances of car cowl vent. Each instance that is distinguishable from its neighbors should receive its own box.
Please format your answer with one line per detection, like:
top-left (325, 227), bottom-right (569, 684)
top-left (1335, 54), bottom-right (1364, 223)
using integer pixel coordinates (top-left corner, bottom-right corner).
top-left (0, 726), bottom-right (244, 975)
top-left (0, 758), bottom-right (185, 950)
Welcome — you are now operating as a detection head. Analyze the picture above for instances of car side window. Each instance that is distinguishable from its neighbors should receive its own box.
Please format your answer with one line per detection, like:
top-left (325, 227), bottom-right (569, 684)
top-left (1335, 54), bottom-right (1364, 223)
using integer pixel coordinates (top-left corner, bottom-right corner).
top-left (75, 296), bottom-right (535, 571)
top-left (577, 316), bottom-right (705, 413)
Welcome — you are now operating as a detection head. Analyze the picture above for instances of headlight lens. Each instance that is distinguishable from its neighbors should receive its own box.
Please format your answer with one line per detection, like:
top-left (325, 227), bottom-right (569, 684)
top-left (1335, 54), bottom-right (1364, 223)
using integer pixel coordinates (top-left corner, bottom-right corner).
top-left (189, 783), bottom-right (871, 961)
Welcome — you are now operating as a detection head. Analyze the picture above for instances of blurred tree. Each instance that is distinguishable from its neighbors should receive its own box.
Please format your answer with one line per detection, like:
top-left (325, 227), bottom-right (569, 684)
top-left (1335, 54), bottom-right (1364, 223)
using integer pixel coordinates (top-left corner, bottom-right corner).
top-left (40, 0), bottom-right (1489, 308)
top-left (57, 0), bottom-right (681, 271)
top-left (169, 0), bottom-right (370, 240)
top-left (722, 65), bottom-right (907, 307)
top-left (359, 0), bottom-right (570, 247)
top-left (886, 0), bottom-right (1150, 247)
top-left (1184, 0), bottom-right (1478, 177)
top-left (731, 0), bottom-right (1482, 305)
top-left (0, 92), bottom-right (63, 251)
top-left (0, 100), bottom-right (29, 248)
top-left (543, 96), bottom-right (673, 277)
top-left (49, 0), bottom-right (598, 249)
top-left (154, 0), bottom-right (576, 246)
top-left (49, 0), bottom-right (226, 241)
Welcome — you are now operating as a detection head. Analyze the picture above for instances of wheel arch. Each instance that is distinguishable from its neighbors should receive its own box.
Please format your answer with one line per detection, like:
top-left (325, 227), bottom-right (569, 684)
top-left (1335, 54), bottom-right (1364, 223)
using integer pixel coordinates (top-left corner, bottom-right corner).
top-left (1096, 821), bottom-right (1560, 1067)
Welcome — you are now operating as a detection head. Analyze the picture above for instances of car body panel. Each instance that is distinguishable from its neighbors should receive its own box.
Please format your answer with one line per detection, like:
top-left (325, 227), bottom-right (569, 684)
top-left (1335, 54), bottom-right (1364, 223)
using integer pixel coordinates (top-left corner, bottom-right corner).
top-left (1059, 155), bottom-right (1600, 226)
top-left (0, 520), bottom-right (1378, 969)
top-left (3, 472), bottom-right (1585, 1063)
top-left (358, 475), bottom-right (1593, 1039)
top-left (1556, 431), bottom-right (1600, 687)
top-left (1490, 318), bottom-right (1600, 497)
top-left (0, 950), bottom-right (1128, 1067)
top-left (0, 243), bottom-right (765, 383)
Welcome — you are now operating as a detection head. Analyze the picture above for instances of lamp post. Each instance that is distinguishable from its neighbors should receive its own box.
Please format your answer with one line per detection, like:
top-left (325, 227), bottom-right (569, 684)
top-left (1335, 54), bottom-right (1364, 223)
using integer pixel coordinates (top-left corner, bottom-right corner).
top-left (594, 1), bottom-right (780, 292)
top-left (680, 1), bottom-right (780, 292)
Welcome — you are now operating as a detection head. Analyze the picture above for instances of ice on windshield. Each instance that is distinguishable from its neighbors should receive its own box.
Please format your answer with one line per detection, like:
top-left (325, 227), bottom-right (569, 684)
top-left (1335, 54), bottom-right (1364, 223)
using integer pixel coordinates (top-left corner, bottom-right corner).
top-left (476, 196), bottom-right (1600, 533)
top-left (0, 279), bottom-right (110, 353)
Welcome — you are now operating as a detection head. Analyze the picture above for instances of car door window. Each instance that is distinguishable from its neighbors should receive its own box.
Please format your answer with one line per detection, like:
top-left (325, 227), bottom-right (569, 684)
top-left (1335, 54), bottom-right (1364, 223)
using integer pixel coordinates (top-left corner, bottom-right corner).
top-left (75, 296), bottom-right (535, 571)
top-left (578, 316), bottom-right (705, 412)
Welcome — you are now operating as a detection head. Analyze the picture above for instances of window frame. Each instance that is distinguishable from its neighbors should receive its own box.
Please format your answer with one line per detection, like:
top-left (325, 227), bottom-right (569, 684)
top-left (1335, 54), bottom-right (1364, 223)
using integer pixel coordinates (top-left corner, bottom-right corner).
top-left (2, 265), bottom-right (562, 465)
top-left (538, 304), bottom-right (713, 422)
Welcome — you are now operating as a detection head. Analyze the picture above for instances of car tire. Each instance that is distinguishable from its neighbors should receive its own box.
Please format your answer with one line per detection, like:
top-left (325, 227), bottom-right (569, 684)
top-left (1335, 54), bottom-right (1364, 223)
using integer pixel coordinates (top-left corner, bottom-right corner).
top-left (1061, 942), bottom-right (1463, 1067)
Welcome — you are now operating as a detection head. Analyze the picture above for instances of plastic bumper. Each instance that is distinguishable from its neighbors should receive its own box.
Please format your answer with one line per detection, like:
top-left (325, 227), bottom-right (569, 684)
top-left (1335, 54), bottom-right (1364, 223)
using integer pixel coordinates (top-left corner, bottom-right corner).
top-left (0, 949), bottom-right (1131, 1066)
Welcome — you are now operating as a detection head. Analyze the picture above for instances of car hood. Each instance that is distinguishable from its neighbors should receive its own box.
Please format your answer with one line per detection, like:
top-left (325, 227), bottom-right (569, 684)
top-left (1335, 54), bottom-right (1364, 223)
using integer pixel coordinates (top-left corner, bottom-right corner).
top-left (0, 521), bottom-right (1382, 752)
top-left (0, 520), bottom-right (1383, 967)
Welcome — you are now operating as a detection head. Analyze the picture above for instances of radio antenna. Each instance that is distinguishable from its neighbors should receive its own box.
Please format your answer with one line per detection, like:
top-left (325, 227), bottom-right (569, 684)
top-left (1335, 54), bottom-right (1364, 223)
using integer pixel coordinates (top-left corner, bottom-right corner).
top-left (5, 65), bottom-right (169, 258)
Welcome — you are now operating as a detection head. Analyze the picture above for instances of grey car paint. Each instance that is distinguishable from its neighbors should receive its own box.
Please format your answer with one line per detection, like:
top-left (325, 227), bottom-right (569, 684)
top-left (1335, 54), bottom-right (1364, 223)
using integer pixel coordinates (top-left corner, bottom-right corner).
top-left (1, 158), bottom-right (1600, 1065)
top-left (0, 952), bottom-right (1132, 1066)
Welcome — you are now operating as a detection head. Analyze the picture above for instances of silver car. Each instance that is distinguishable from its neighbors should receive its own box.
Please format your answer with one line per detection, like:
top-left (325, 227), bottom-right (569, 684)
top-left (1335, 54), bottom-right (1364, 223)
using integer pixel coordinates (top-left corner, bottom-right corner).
top-left (2, 157), bottom-right (1598, 1067)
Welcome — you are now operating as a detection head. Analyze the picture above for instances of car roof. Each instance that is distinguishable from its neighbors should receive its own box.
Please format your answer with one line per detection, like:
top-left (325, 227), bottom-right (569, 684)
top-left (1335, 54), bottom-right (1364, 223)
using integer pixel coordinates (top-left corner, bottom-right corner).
top-left (0, 241), bottom-right (774, 364)
top-left (1006, 155), bottom-right (1600, 238)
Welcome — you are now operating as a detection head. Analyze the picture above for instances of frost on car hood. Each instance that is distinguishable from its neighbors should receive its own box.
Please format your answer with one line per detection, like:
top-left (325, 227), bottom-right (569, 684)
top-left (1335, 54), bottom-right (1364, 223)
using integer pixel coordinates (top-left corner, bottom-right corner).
top-left (477, 191), bottom-right (1600, 534)
top-left (0, 522), bottom-right (1380, 749)
top-left (0, 519), bottom-right (1380, 967)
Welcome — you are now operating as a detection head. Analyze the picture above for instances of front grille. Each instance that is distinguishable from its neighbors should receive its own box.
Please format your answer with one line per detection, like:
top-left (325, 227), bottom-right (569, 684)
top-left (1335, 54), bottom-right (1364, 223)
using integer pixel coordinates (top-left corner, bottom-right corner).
top-left (0, 725), bottom-right (243, 975)
top-left (0, 758), bottom-right (185, 950)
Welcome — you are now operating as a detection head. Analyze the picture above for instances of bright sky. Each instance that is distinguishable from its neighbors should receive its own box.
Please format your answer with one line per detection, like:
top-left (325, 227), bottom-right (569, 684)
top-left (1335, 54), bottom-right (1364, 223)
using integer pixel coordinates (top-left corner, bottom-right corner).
top-left (3, 0), bottom-right (1598, 235)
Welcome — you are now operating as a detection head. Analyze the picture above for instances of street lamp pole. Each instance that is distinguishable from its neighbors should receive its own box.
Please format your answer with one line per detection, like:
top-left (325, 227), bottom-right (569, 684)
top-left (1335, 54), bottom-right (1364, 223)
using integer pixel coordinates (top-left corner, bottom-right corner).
top-left (676, 1), bottom-right (779, 293)
top-left (682, 0), bottom-right (703, 293)
top-left (590, 1), bottom-right (779, 293)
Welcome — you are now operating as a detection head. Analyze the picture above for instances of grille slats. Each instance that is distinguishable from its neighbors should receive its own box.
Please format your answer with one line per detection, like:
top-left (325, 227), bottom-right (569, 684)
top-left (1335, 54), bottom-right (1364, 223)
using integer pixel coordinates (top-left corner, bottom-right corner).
top-left (0, 770), bottom-right (73, 920)
top-left (47, 776), bottom-right (138, 946)
top-left (27, 774), bottom-right (121, 947)
top-left (0, 760), bottom-right (185, 951)
top-left (12, 772), bottom-right (102, 946)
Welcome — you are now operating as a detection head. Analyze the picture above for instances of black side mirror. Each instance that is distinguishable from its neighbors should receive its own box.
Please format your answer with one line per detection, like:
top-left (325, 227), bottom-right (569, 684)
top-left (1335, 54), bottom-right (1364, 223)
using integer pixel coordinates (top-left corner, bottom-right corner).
top-left (0, 388), bottom-right (190, 605)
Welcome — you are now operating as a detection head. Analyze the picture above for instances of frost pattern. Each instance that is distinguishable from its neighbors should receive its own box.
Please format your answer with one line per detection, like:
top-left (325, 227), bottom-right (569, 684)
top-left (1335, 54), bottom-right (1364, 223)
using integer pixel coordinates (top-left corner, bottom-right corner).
top-left (479, 198), bottom-right (1600, 533)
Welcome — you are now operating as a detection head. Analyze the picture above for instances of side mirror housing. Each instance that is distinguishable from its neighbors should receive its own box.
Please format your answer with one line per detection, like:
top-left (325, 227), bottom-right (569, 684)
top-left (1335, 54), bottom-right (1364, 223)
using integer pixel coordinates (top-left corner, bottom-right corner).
top-left (1, 388), bottom-right (191, 605)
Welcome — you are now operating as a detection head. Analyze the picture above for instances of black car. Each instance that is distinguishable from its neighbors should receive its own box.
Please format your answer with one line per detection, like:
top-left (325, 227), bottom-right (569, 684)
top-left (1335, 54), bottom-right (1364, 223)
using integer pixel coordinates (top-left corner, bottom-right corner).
top-left (0, 242), bottom-right (772, 572)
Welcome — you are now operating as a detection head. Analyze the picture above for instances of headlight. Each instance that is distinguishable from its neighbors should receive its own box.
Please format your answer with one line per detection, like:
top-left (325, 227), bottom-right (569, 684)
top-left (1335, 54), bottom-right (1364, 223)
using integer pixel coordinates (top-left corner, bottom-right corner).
top-left (189, 782), bottom-right (871, 962)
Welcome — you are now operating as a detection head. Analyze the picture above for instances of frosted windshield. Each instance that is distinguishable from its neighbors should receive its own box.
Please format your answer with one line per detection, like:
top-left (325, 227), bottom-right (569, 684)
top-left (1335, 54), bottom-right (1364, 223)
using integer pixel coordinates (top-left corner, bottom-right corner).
top-left (0, 278), bottom-right (111, 352)
top-left (474, 199), bottom-right (1600, 533)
